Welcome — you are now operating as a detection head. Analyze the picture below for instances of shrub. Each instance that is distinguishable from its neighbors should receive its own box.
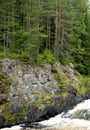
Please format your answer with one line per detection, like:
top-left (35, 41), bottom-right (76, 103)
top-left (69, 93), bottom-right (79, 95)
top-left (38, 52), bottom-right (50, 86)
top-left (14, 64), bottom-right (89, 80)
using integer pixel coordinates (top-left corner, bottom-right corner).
top-left (56, 71), bottom-right (66, 89)
top-left (53, 67), bottom-right (66, 89)
top-left (19, 52), bottom-right (30, 64)
top-left (8, 77), bottom-right (14, 85)
top-left (38, 49), bottom-right (56, 65)
top-left (82, 76), bottom-right (90, 88)
top-left (0, 52), bottom-right (30, 64)
top-left (51, 67), bottom-right (58, 73)
top-left (0, 52), bottom-right (20, 59)
top-left (59, 52), bottom-right (68, 65)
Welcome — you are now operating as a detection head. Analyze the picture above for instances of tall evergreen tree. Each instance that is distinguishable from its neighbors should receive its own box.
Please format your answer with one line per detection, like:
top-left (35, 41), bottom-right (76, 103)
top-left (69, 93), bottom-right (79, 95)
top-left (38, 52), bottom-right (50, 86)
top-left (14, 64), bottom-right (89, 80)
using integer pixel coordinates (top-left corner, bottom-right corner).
top-left (0, 0), bottom-right (89, 74)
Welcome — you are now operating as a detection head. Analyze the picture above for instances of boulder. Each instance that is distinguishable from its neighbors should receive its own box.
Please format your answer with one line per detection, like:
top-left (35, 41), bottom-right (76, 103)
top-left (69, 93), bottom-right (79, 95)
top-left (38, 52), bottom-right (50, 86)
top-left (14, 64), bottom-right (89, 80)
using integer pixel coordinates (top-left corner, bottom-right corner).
top-left (67, 85), bottom-right (77, 95)
top-left (70, 109), bottom-right (90, 120)
top-left (85, 91), bottom-right (90, 99)
top-left (25, 104), bottom-right (48, 123)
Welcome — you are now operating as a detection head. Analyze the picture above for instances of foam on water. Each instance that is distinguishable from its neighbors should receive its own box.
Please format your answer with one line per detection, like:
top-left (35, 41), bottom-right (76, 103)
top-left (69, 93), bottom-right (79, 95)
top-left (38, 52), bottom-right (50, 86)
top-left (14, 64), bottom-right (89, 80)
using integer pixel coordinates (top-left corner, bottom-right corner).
top-left (0, 125), bottom-right (22, 130)
top-left (39, 99), bottom-right (90, 129)
top-left (62, 99), bottom-right (90, 118)
top-left (39, 116), bottom-right (90, 127)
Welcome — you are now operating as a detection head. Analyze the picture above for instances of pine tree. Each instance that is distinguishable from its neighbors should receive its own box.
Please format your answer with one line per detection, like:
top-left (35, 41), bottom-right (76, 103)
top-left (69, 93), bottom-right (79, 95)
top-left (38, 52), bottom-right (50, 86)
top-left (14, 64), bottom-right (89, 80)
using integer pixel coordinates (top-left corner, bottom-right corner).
top-left (54, 0), bottom-right (60, 60)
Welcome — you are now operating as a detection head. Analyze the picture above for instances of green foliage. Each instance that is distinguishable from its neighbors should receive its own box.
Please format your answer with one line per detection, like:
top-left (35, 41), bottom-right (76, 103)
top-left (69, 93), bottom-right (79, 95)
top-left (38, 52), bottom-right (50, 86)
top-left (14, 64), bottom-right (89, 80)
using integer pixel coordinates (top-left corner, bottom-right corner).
top-left (51, 67), bottom-right (58, 73)
top-left (0, 103), bottom-right (14, 123)
top-left (82, 76), bottom-right (90, 88)
top-left (0, 52), bottom-right (20, 59)
top-left (31, 90), bottom-right (51, 106)
top-left (8, 115), bottom-right (16, 123)
top-left (19, 51), bottom-right (30, 64)
top-left (8, 77), bottom-right (14, 85)
top-left (53, 68), bottom-right (66, 89)
top-left (0, 45), bottom-right (3, 51)
top-left (38, 49), bottom-right (56, 65)
top-left (75, 63), bottom-right (85, 74)
top-left (0, 0), bottom-right (89, 75)
top-left (0, 103), bottom-right (8, 115)
top-left (56, 71), bottom-right (66, 89)
top-left (17, 108), bottom-right (28, 117)
top-left (0, 52), bottom-right (30, 64)
top-left (59, 52), bottom-right (68, 65)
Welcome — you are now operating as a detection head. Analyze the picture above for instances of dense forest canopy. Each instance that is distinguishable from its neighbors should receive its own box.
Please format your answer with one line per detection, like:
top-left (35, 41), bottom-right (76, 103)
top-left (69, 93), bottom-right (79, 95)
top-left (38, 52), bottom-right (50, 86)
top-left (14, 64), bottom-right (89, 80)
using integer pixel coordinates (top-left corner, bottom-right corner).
top-left (0, 0), bottom-right (90, 75)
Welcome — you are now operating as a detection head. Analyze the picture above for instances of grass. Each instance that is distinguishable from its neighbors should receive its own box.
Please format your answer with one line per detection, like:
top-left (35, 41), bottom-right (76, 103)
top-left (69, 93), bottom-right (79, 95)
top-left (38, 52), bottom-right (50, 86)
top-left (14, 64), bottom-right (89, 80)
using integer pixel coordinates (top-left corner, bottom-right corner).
top-left (82, 75), bottom-right (90, 88)
top-left (0, 52), bottom-right (20, 59)
top-left (52, 67), bottom-right (66, 89)
top-left (31, 90), bottom-right (52, 106)
top-left (0, 52), bottom-right (30, 64)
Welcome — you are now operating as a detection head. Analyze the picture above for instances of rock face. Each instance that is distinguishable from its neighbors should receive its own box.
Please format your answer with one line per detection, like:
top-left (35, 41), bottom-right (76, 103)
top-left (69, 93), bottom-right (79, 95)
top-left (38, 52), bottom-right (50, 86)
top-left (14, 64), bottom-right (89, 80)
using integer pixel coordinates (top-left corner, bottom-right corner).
top-left (0, 116), bottom-right (6, 127)
top-left (0, 68), bottom-right (9, 103)
top-left (0, 58), bottom-right (90, 127)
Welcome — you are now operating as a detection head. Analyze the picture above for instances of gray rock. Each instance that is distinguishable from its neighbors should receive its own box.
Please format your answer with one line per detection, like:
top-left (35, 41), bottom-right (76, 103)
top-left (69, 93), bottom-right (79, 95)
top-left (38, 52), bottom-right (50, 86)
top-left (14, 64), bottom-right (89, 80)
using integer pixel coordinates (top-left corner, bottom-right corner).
top-left (25, 103), bottom-right (38, 122)
top-left (44, 63), bottom-right (51, 71)
top-left (67, 85), bottom-right (77, 95)
top-left (44, 81), bottom-right (57, 88)
top-left (85, 91), bottom-right (90, 99)
top-left (0, 115), bottom-right (6, 127)
top-left (31, 94), bottom-right (40, 101)
top-left (74, 96), bottom-right (83, 103)
top-left (25, 104), bottom-right (49, 123)
top-left (0, 94), bottom-right (7, 103)
top-left (8, 103), bottom-right (23, 114)
top-left (69, 109), bottom-right (90, 120)
top-left (0, 59), bottom-right (90, 126)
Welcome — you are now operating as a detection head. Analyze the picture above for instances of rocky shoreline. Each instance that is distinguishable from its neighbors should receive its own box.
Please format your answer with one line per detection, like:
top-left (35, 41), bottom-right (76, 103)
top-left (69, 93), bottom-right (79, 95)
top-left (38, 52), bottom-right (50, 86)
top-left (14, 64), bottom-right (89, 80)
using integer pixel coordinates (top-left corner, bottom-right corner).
top-left (0, 58), bottom-right (90, 128)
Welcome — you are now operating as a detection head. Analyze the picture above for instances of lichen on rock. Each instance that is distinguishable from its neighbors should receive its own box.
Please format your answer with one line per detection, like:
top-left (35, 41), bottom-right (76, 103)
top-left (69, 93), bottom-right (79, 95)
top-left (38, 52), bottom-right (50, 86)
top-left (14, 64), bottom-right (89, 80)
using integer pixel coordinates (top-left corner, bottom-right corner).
top-left (0, 58), bottom-right (90, 127)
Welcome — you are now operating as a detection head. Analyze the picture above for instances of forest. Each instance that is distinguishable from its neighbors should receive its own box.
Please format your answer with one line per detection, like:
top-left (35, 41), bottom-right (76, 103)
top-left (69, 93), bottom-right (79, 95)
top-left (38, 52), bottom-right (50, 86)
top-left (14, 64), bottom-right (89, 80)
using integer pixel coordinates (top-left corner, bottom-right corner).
top-left (0, 0), bottom-right (90, 75)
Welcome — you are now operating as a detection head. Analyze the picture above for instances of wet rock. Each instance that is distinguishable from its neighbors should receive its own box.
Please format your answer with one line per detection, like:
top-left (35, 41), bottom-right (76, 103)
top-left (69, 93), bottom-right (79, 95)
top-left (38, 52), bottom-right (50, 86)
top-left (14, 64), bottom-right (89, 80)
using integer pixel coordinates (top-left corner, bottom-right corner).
top-left (85, 91), bottom-right (90, 99)
top-left (47, 104), bottom-right (62, 117)
top-left (25, 103), bottom-right (38, 123)
top-left (0, 115), bottom-right (6, 127)
top-left (70, 109), bottom-right (90, 120)
top-left (4, 121), bottom-right (16, 128)
top-left (25, 104), bottom-right (50, 123)
top-left (74, 96), bottom-right (83, 103)
top-left (64, 95), bottom-right (76, 111)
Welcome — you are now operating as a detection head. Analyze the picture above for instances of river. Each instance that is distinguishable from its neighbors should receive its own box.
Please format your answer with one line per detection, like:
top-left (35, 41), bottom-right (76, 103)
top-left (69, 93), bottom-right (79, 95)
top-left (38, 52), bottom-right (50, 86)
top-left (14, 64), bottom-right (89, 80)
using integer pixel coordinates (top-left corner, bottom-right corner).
top-left (1, 99), bottom-right (90, 130)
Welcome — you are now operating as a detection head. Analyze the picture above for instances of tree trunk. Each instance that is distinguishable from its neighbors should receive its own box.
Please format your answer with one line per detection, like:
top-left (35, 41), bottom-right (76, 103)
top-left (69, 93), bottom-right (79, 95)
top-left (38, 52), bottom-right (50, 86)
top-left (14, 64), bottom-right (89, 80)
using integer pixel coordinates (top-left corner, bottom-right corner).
top-left (3, 16), bottom-right (6, 54)
top-left (46, 15), bottom-right (51, 49)
top-left (27, 0), bottom-right (30, 31)
top-left (46, 0), bottom-right (51, 50)
top-left (61, 25), bottom-right (64, 50)
top-left (54, 0), bottom-right (60, 60)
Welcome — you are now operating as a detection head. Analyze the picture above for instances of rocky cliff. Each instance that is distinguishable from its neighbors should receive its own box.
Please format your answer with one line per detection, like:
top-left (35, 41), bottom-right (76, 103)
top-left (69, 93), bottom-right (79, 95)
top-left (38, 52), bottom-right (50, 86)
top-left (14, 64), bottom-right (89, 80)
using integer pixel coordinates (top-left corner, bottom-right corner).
top-left (0, 58), bottom-right (90, 127)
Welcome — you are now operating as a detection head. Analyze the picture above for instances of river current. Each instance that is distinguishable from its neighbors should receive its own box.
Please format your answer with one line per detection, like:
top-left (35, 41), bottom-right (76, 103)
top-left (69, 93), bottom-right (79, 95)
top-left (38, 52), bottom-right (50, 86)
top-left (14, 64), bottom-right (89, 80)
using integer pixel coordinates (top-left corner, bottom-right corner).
top-left (1, 99), bottom-right (90, 130)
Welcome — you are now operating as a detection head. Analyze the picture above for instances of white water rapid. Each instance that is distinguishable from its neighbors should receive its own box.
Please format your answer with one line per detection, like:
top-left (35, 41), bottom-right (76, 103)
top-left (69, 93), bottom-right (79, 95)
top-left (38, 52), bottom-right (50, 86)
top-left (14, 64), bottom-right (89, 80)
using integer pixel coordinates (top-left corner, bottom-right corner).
top-left (39, 99), bottom-right (90, 130)
top-left (0, 125), bottom-right (22, 130)
top-left (1, 99), bottom-right (90, 130)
